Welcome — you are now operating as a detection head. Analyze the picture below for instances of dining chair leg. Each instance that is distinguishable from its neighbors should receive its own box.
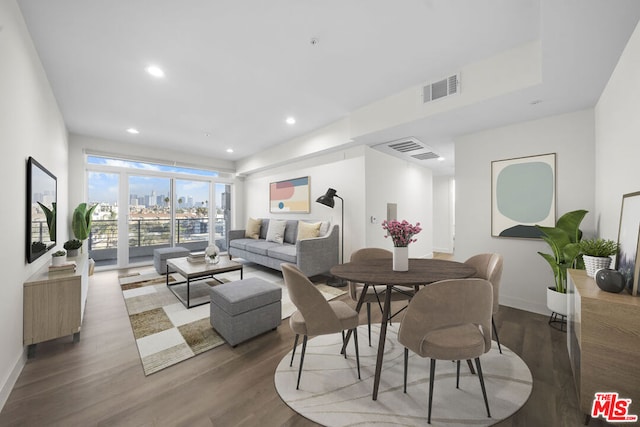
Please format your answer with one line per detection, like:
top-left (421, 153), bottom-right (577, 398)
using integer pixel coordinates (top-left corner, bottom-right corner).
top-left (474, 357), bottom-right (491, 418)
top-left (428, 358), bottom-right (436, 424)
top-left (296, 335), bottom-right (308, 390)
top-left (352, 328), bottom-right (361, 379)
top-left (466, 359), bottom-right (476, 375)
top-left (456, 360), bottom-right (461, 389)
top-left (492, 317), bottom-right (502, 354)
top-left (403, 348), bottom-right (408, 393)
top-left (290, 334), bottom-right (299, 367)
top-left (341, 331), bottom-right (347, 359)
top-left (367, 303), bottom-right (372, 347)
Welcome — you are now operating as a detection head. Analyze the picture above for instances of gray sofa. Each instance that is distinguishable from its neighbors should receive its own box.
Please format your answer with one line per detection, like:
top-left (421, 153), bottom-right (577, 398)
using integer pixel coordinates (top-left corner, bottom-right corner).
top-left (227, 219), bottom-right (339, 277)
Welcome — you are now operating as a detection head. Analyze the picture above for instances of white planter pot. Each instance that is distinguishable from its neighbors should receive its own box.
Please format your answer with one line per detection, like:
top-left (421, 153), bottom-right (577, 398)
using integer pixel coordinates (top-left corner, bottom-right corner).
top-left (52, 256), bottom-right (65, 266)
top-left (546, 287), bottom-right (567, 316)
top-left (583, 255), bottom-right (612, 278)
top-left (393, 247), bottom-right (409, 272)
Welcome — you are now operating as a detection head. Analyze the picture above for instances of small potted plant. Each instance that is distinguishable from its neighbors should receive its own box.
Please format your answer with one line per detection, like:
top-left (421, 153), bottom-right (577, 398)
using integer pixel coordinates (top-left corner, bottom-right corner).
top-left (579, 238), bottom-right (619, 277)
top-left (63, 239), bottom-right (83, 257)
top-left (52, 250), bottom-right (67, 266)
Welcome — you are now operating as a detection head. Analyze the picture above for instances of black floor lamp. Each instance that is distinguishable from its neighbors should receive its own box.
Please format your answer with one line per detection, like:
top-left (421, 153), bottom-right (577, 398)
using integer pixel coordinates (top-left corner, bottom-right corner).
top-left (316, 188), bottom-right (346, 287)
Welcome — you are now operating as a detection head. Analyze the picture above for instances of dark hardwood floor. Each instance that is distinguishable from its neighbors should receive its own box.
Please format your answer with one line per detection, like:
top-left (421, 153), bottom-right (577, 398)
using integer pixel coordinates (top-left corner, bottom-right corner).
top-left (1, 264), bottom-right (610, 426)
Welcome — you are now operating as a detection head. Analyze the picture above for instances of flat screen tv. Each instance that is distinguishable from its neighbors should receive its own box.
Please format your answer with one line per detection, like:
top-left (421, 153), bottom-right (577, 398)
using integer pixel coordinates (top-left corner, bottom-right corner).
top-left (26, 157), bottom-right (57, 263)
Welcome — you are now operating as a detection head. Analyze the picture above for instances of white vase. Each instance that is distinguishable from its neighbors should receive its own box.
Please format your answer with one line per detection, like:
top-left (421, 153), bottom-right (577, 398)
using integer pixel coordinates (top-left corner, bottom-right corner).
top-left (393, 247), bottom-right (409, 272)
top-left (52, 256), bottom-right (65, 266)
top-left (583, 255), bottom-right (612, 278)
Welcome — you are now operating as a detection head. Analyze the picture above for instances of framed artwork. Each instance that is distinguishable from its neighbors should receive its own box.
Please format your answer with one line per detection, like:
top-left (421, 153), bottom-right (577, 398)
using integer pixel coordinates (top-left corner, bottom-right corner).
top-left (615, 191), bottom-right (640, 295)
top-left (491, 153), bottom-right (556, 238)
top-left (270, 176), bottom-right (310, 213)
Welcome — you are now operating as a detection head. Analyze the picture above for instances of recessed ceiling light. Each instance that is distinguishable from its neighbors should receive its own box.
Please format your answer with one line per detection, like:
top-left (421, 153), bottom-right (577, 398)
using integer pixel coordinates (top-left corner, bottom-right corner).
top-left (286, 117), bottom-right (296, 125)
top-left (146, 65), bottom-right (165, 78)
top-left (226, 148), bottom-right (234, 153)
top-left (437, 157), bottom-right (445, 161)
top-left (126, 128), bottom-right (140, 134)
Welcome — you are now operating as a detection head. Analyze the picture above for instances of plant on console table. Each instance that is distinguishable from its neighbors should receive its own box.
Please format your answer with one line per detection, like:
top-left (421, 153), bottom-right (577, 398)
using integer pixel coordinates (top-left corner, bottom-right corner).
top-left (382, 219), bottom-right (422, 272)
top-left (536, 209), bottom-right (587, 320)
top-left (579, 238), bottom-right (619, 278)
top-left (63, 239), bottom-right (83, 257)
top-left (72, 203), bottom-right (98, 246)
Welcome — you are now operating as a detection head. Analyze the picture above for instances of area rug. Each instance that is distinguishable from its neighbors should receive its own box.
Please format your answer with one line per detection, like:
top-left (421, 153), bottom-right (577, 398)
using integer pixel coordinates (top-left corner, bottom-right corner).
top-left (274, 324), bottom-right (532, 427)
top-left (119, 264), bottom-right (345, 375)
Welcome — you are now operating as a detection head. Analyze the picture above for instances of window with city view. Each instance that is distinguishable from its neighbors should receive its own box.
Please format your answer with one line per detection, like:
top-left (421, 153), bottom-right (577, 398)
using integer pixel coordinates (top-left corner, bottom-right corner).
top-left (86, 155), bottom-right (232, 268)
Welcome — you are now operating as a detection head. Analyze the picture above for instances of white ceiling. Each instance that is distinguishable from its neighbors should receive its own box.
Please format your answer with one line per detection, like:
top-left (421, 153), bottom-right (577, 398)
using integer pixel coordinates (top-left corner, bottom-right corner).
top-left (16, 0), bottom-right (640, 175)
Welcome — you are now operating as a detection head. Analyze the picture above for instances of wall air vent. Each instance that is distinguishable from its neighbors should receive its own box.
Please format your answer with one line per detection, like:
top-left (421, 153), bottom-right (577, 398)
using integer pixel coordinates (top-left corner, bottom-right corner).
top-left (372, 137), bottom-right (440, 166)
top-left (422, 73), bottom-right (459, 103)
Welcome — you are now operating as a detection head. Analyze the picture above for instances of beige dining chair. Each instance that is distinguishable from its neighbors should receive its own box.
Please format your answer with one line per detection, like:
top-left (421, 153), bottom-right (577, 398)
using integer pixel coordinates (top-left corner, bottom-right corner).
top-left (282, 263), bottom-right (361, 389)
top-left (398, 278), bottom-right (493, 424)
top-left (464, 253), bottom-right (504, 353)
top-left (348, 248), bottom-right (414, 346)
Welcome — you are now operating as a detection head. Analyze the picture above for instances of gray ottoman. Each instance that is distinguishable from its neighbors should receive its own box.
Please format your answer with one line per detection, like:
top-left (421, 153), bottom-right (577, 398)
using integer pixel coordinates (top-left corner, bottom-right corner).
top-left (210, 278), bottom-right (281, 346)
top-left (153, 246), bottom-right (190, 274)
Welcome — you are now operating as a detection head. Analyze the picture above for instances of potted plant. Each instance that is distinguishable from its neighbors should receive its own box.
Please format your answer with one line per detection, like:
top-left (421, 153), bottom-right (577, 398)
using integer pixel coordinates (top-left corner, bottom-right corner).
top-left (579, 238), bottom-right (619, 277)
top-left (72, 203), bottom-right (98, 242)
top-left (51, 250), bottom-right (66, 266)
top-left (536, 209), bottom-right (588, 316)
top-left (63, 239), bottom-right (83, 257)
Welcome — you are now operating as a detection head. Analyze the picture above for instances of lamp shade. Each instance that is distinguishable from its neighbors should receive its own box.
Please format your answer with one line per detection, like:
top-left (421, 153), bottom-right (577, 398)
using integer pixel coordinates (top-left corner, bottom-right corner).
top-left (316, 188), bottom-right (337, 208)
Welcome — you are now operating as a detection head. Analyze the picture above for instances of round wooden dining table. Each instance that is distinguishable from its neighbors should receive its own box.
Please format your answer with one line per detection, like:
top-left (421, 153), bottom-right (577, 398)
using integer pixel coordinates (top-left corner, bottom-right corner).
top-left (331, 258), bottom-right (476, 400)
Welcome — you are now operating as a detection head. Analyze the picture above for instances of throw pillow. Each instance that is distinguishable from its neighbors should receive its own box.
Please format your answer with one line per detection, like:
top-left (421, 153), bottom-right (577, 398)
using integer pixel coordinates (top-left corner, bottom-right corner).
top-left (245, 217), bottom-right (262, 239)
top-left (266, 219), bottom-right (287, 244)
top-left (297, 221), bottom-right (321, 240)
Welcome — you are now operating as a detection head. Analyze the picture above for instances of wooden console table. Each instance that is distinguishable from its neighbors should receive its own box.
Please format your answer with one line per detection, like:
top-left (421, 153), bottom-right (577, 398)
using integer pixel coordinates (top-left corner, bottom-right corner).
top-left (567, 269), bottom-right (640, 421)
top-left (23, 255), bottom-right (89, 357)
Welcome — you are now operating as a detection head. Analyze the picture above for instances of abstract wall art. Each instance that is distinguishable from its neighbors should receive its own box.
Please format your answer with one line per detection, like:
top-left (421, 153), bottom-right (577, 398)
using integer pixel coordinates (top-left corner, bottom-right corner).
top-left (615, 191), bottom-right (640, 295)
top-left (270, 176), bottom-right (310, 213)
top-left (491, 153), bottom-right (556, 238)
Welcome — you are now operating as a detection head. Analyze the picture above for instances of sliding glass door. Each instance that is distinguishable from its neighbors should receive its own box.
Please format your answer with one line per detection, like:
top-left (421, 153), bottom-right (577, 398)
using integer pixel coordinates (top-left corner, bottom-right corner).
top-left (86, 155), bottom-right (232, 269)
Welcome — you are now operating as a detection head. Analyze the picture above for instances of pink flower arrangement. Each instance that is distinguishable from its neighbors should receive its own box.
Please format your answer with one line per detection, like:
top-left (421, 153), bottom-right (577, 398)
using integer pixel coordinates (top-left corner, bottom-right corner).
top-left (382, 219), bottom-right (422, 247)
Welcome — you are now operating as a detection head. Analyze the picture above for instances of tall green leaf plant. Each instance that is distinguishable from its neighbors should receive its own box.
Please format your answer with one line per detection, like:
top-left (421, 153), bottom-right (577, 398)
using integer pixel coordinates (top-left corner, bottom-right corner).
top-left (536, 209), bottom-right (588, 294)
top-left (72, 203), bottom-right (98, 241)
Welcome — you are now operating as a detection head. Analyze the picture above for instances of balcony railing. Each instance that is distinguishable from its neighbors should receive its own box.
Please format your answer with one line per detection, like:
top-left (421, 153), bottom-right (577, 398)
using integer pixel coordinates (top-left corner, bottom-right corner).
top-left (88, 217), bottom-right (228, 266)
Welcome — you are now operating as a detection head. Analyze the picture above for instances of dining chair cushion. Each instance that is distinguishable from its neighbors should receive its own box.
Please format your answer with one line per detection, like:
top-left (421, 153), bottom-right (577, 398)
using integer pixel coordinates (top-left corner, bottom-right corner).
top-left (465, 253), bottom-right (503, 315)
top-left (289, 300), bottom-right (358, 336)
top-left (420, 324), bottom-right (486, 360)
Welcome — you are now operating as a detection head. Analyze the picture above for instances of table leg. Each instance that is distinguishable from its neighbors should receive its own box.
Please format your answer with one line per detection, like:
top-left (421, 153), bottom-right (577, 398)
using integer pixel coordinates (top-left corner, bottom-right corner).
top-left (186, 276), bottom-right (191, 308)
top-left (372, 285), bottom-right (392, 400)
top-left (341, 283), bottom-right (370, 355)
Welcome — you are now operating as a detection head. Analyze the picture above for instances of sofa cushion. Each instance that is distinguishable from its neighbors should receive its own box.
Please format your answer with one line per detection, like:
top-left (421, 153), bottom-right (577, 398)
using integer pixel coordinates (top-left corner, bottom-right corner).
top-left (319, 221), bottom-right (331, 236)
top-left (267, 244), bottom-right (297, 263)
top-left (229, 238), bottom-right (257, 250)
top-left (297, 221), bottom-right (321, 240)
top-left (245, 217), bottom-right (261, 239)
top-left (259, 219), bottom-right (270, 240)
top-left (283, 220), bottom-right (299, 244)
top-left (266, 219), bottom-right (287, 244)
top-left (244, 240), bottom-right (281, 256)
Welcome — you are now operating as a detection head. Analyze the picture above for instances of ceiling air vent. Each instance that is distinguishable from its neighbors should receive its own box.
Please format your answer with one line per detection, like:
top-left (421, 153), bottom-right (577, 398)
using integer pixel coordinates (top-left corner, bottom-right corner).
top-left (373, 137), bottom-right (440, 165)
top-left (422, 73), bottom-right (459, 103)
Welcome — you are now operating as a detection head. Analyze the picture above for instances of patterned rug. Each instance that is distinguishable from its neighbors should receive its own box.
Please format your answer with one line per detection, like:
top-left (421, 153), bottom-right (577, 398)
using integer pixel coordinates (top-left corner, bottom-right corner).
top-left (119, 263), bottom-right (345, 375)
top-left (275, 324), bottom-right (533, 427)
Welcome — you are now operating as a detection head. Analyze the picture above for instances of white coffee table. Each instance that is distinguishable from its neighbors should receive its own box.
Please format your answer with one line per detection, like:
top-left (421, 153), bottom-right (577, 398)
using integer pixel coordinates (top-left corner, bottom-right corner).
top-left (166, 256), bottom-right (243, 308)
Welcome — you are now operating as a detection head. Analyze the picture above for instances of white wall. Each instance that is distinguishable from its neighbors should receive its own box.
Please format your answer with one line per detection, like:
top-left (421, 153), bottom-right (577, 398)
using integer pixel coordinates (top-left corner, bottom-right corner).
top-left (0, 0), bottom-right (69, 409)
top-left (242, 146), bottom-right (434, 263)
top-left (455, 109), bottom-right (595, 314)
top-left (364, 147), bottom-right (433, 259)
top-left (432, 176), bottom-right (455, 253)
top-left (595, 20), bottom-right (640, 241)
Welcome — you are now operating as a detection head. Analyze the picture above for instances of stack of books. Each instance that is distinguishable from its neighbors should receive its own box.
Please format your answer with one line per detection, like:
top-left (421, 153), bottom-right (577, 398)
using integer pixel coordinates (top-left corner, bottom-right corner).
top-left (48, 261), bottom-right (77, 274)
top-left (187, 252), bottom-right (205, 263)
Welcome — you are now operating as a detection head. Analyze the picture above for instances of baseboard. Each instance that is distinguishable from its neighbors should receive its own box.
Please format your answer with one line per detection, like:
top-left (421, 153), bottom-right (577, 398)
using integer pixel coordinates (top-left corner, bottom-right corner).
top-left (500, 295), bottom-right (550, 316)
top-left (0, 348), bottom-right (26, 412)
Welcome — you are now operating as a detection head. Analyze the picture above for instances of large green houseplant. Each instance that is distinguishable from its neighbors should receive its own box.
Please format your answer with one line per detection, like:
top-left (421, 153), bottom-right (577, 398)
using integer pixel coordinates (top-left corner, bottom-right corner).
top-left (72, 203), bottom-right (98, 241)
top-left (536, 209), bottom-right (588, 294)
